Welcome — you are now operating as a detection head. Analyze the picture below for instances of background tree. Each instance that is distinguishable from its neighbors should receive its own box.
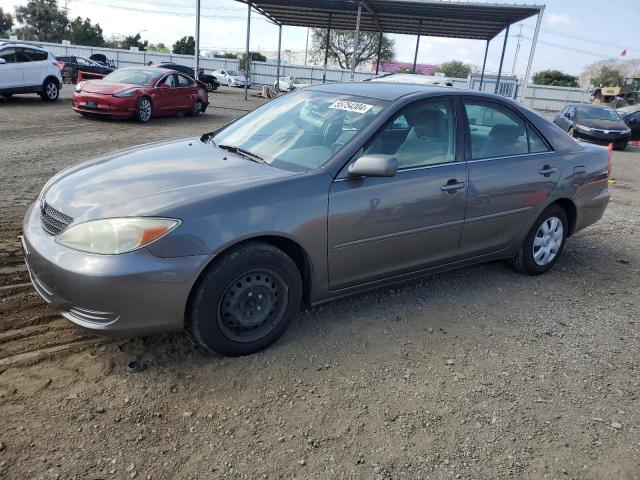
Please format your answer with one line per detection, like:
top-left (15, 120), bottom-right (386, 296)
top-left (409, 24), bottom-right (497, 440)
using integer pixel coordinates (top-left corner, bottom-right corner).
top-left (172, 35), bottom-right (195, 55)
top-left (0, 8), bottom-right (14, 36)
top-left (532, 69), bottom-right (579, 87)
top-left (436, 60), bottom-right (474, 78)
top-left (579, 58), bottom-right (637, 87)
top-left (239, 51), bottom-right (266, 71)
top-left (14, 0), bottom-right (68, 42)
top-left (215, 52), bottom-right (238, 59)
top-left (120, 32), bottom-right (148, 51)
top-left (310, 29), bottom-right (394, 69)
top-left (68, 17), bottom-right (104, 46)
top-left (148, 42), bottom-right (170, 53)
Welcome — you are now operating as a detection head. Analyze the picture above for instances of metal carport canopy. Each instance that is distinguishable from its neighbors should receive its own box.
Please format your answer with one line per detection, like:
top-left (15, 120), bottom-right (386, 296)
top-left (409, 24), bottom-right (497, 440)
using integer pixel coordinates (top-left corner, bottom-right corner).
top-left (242, 0), bottom-right (543, 41)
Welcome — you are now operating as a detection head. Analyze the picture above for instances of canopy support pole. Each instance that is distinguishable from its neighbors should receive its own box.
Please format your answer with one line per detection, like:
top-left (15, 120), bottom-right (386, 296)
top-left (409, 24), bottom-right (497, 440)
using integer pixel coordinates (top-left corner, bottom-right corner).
top-left (375, 31), bottom-right (383, 75)
top-left (350, 0), bottom-right (362, 81)
top-left (194, 0), bottom-right (200, 79)
top-left (494, 24), bottom-right (509, 95)
top-left (521, 6), bottom-right (544, 101)
top-left (412, 20), bottom-right (422, 74)
top-left (479, 39), bottom-right (489, 91)
top-left (322, 14), bottom-right (332, 84)
top-left (276, 24), bottom-right (282, 92)
top-left (244, 1), bottom-right (251, 101)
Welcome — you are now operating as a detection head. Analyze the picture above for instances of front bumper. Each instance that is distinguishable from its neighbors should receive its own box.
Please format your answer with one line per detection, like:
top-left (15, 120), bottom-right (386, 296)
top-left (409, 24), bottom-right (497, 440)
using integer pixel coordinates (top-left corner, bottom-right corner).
top-left (72, 92), bottom-right (135, 117)
top-left (574, 129), bottom-right (630, 145)
top-left (22, 203), bottom-right (211, 336)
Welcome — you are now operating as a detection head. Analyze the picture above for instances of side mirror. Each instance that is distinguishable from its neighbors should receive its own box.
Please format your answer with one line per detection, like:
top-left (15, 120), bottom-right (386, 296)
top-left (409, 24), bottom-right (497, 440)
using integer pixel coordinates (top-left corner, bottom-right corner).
top-left (0, 58), bottom-right (6, 65)
top-left (348, 154), bottom-right (397, 178)
top-left (564, 112), bottom-right (571, 118)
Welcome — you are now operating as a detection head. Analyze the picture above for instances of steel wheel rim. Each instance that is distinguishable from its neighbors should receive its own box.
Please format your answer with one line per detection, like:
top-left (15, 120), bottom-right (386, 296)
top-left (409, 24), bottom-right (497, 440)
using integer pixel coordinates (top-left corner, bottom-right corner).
top-left (218, 269), bottom-right (288, 343)
top-left (46, 83), bottom-right (57, 99)
top-left (532, 216), bottom-right (563, 266)
top-left (139, 99), bottom-right (151, 121)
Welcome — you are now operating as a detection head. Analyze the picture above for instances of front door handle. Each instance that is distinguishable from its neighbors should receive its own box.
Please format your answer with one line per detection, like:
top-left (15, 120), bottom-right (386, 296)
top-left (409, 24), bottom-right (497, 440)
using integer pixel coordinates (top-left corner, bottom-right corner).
top-left (538, 165), bottom-right (557, 177)
top-left (441, 179), bottom-right (466, 193)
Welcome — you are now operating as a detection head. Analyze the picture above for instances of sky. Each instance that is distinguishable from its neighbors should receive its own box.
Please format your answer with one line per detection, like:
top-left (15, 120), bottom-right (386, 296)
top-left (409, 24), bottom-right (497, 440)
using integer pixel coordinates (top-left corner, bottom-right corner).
top-left (1, 0), bottom-right (639, 76)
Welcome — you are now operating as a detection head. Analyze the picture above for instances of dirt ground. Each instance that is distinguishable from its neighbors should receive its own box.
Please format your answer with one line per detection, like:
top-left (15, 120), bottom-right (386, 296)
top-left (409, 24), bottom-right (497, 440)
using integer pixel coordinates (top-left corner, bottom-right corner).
top-left (0, 87), bottom-right (639, 480)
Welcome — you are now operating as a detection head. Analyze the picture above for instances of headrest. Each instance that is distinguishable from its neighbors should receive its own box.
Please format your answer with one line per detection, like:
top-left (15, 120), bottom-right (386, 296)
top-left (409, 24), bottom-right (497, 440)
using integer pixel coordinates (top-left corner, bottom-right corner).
top-left (405, 108), bottom-right (447, 138)
top-left (489, 124), bottom-right (524, 139)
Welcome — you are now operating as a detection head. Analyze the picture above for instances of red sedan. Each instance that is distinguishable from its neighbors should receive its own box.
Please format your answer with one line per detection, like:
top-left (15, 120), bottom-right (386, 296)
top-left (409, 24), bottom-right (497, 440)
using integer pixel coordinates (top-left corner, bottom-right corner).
top-left (72, 66), bottom-right (209, 122)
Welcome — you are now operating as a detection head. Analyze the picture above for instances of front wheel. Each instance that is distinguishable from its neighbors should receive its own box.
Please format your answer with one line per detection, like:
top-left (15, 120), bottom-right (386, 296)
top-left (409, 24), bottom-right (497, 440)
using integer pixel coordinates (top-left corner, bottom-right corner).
top-left (40, 79), bottom-right (59, 102)
top-left (187, 242), bottom-right (302, 357)
top-left (614, 140), bottom-right (628, 151)
top-left (510, 205), bottom-right (568, 275)
top-left (207, 81), bottom-right (217, 92)
top-left (135, 97), bottom-right (152, 123)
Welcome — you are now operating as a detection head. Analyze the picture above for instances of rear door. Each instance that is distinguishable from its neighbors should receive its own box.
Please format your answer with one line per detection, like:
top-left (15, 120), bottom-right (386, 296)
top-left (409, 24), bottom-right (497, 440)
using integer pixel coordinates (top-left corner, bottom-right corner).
top-left (19, 48), bottom-right (50, 88)
top-left (154, 73), bottom-right (181, 113)
top-left (0, 47), bottom-right (23, 89)
top-left (459, 98), bottom-right (559, 258)
top-left (176, 74), bottom-right (197, 111)
top-left (328, 97), bottom-right (468, 290)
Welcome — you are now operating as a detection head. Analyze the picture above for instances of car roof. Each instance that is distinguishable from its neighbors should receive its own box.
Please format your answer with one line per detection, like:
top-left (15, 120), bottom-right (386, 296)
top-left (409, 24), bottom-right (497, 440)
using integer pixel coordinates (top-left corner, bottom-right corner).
top-left (0, 41), bottom-right (47, 51)
top-left (306, 81), bottom-right (475, 101)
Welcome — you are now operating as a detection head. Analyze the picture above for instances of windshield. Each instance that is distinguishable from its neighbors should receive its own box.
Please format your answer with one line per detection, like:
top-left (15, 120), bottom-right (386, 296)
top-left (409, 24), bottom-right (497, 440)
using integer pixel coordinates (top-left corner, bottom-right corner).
top-left (227, 70), bottom-right (239, 76)
top-left (103, 68), bottom-right (163, 86)
top-left (212, 90), bottom-right (389, 170)
top-left (576, 106), bottom-right (621, 121)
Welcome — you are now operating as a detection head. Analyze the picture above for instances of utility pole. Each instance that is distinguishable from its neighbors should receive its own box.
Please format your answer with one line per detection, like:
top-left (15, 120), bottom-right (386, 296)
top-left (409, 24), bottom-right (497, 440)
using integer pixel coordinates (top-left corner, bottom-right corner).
top-left (511, 24), bottom-right (523, 76)
top-left (304, 27), bottom-right (309, 66)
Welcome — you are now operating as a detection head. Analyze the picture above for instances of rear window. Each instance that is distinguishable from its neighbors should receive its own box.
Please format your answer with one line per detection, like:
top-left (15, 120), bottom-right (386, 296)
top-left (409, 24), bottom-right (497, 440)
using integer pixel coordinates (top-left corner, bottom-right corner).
top-left (21, 48), bottom-right (48, 62)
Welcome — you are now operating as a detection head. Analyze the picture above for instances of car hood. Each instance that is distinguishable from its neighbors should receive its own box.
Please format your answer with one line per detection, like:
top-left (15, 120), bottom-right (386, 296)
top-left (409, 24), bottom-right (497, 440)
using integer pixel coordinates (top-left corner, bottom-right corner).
top-left (42, 138), bottom-right (299, 222)
top-left (576, 118), bottom-right (629, 130)
top-left (81, 81), bottom-right (140, 94)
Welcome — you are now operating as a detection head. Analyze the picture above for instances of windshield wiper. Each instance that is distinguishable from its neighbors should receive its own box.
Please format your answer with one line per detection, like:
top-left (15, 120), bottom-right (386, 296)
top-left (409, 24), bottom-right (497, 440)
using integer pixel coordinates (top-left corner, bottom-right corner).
top-left (218, 144), bottom-right (266, 164)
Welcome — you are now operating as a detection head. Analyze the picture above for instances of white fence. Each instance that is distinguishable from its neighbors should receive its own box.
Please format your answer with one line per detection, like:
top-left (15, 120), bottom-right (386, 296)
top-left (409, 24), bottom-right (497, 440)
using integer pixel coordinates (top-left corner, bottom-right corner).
top-left (3, 39), bottom-right (592, 112)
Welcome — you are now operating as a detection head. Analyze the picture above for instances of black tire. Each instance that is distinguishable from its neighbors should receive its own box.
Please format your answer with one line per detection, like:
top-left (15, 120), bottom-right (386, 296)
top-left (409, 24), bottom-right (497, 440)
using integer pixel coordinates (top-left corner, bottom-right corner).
top-left (207, 81), bottom-right (217, 92)
top-left (614, 140), bottom-right (628, 151)
top-left (135, 96), bottom-right (152, 123)
top-left (187, 242), bottom-right (302, 357)
top-left (1, 93), bottom-right (13, 98)
top-left (188, 100), bottom-right (204, 116)
top-left (510, 205), bottom-right (568, 275)
top-left (40, 78), bottom-right (59, 102)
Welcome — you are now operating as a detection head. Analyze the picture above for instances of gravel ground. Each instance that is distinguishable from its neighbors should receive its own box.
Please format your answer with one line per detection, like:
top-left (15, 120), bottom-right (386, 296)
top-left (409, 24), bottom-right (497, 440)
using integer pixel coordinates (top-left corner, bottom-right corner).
top-left (0, 87), bottom-right (639, 480)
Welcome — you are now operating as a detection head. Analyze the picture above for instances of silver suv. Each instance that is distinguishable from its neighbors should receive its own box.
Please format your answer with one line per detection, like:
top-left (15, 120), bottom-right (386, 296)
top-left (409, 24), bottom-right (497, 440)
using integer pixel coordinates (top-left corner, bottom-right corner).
top-left (0, 42), bottom-right (62, 101)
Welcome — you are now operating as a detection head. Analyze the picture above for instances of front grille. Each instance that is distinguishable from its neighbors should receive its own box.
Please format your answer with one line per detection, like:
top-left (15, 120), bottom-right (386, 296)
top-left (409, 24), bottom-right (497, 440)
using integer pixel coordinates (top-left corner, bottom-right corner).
top-left (41, 202), bottom-right (73, 235)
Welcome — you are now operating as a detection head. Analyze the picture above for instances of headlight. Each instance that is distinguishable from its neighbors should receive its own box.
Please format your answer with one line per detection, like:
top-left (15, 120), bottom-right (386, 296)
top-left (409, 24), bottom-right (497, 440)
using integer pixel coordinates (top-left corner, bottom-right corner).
top-left (74, 83), bottom-right (83, 93)
top-left (56, 217), bottom-right (181, 254)
top-left (575, 124), bottom-right (592, 132)
top-left (113, 88), bottom-right (138, 98)
top-left (622, 128), bottom-right (631, 134)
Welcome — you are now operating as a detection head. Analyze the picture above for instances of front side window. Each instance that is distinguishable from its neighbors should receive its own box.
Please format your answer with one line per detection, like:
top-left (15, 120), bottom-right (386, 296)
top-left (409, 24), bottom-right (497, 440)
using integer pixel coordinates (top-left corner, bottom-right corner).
top-left (177, 74), bottom-right (194, 87)
top-left (212, 91), bottom-right (388, 171)
top-left (464, 101), bottom-right (548, 159)
top-left (0, 47), bottom-right (17, 63)
top-left (362, 99), bottom-right (456, 169)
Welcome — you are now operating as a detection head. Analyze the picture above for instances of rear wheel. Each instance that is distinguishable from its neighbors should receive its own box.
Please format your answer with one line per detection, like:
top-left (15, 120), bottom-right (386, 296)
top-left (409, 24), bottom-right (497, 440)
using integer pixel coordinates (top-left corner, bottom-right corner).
top-left (510, 205), bottom-right (568, 275)
top-left (188, 100), bottom-right (205, 116)
top-left (207, 81), bottom-right (217, 92)
top-left (187, 242), bottom-right (302, 357)
top-left (135, 97), bottom-right (152, 123)
top-left (614, 140), bottom-right (628, 150)
top-left (40, 79), bottom-right (59, 102)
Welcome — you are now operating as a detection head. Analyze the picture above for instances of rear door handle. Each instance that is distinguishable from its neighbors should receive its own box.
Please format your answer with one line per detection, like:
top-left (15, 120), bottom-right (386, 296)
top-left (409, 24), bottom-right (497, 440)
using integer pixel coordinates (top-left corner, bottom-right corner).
top-left (441, 180), bottom-right (466, 193)
top-left (538, 165), bottom-right (557, 177)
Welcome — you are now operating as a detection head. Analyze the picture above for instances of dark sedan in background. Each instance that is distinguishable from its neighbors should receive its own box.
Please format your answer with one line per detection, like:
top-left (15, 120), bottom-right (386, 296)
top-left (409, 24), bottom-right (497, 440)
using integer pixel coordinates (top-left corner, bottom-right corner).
top-left (554, 103), bottom-right (631, 150)
top-left (23, 83), bottom-right (611, 357)
top-left (56, 55), bottom-right (114, 83)
top-left (617, 105), bottom-right (640, 141)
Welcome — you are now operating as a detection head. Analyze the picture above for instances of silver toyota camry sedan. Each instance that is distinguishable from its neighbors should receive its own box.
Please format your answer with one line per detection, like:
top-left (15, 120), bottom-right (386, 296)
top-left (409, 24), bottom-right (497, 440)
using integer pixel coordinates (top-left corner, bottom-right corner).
top-left (22, 83), bottom-right (611, 356)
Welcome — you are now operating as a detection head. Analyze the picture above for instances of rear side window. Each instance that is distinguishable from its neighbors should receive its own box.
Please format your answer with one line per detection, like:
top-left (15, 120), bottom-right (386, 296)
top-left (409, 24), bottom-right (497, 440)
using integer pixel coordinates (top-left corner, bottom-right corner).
top-left (21, 48), bottom-right (48, 62)
top-left (464, 101), bottom-right (549, 159)
top-left (0, 47), bottom-right (17, 63)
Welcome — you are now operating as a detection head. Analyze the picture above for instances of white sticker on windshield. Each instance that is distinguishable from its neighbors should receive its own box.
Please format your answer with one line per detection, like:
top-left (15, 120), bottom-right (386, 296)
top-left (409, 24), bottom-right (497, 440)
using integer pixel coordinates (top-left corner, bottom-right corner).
top-left (329, 100), bottom-right (373, 114)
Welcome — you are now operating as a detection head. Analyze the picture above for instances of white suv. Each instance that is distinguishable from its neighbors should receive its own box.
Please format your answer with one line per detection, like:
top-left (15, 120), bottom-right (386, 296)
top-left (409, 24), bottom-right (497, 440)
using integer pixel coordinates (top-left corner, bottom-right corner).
top-left (0, 42), bottom-right (62, 101)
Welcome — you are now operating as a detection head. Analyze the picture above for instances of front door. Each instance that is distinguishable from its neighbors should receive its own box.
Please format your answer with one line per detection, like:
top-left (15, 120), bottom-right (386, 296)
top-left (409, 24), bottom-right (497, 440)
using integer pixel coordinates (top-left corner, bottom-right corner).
top-left (328, 98), bottom-right (468, 290)
top-left (0, 47), bottom-right (23, 89)
top-left (459, 98), bottom-right (559, 258)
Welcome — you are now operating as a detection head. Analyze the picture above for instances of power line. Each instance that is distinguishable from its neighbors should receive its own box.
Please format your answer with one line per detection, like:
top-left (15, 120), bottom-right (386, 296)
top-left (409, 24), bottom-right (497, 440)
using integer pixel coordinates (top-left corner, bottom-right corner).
top-left (522, 24), bottom-right (637, 54)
